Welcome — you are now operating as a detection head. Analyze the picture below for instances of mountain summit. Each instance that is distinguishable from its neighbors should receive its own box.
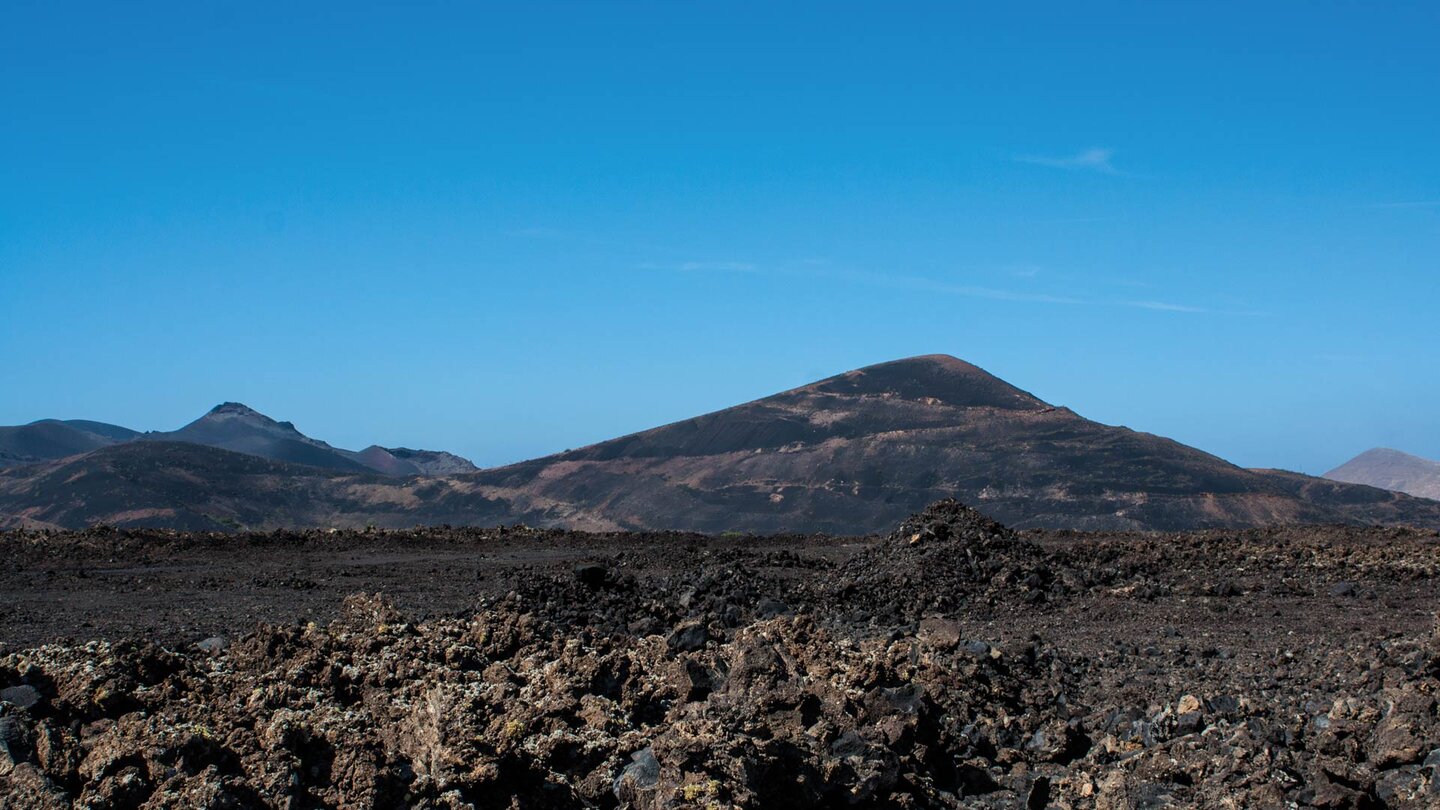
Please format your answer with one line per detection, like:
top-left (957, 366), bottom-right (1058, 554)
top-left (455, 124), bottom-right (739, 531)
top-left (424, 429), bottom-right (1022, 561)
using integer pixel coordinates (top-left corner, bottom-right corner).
top-left (801, 354), bottom-right (1048, 410)
top-left (1325, 448), bottom-right (1440, 501)
top-left (151, 403), bottom-right (374, 473)
top-left (150, 403), bottom-right (481, 476)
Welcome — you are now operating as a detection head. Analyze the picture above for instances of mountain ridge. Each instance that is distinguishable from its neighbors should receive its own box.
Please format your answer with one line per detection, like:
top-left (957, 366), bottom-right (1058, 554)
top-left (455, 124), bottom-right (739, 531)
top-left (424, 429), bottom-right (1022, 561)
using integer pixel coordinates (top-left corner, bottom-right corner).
top-left (3, 355), bottom-right (1438, 532)
top-left (0, 403), bottom-right (477, 477)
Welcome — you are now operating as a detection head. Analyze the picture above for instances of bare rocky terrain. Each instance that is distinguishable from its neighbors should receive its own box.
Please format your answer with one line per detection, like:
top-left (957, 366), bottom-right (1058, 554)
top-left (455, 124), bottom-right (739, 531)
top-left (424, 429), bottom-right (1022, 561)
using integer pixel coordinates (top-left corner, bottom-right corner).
top-left (3, 502), bottom-right (1439, 808)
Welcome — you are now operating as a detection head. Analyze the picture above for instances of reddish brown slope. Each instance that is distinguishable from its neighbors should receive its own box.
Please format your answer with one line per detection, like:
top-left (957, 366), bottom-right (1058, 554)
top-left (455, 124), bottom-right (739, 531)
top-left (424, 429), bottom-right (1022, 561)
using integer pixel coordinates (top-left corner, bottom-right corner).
top-left (464, 355), bottom-right (1440, 533)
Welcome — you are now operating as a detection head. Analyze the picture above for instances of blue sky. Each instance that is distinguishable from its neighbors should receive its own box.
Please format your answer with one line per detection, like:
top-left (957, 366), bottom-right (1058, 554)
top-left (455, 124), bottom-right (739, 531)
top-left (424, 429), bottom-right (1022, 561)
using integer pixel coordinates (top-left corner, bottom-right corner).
top-left (2, 1), bottom-right (1436, 472)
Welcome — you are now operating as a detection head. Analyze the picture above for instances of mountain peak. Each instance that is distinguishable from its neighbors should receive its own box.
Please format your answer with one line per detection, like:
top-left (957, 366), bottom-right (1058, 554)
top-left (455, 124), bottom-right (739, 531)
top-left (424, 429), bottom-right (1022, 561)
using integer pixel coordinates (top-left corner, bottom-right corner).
top-left (1353, 447), bottom-right (1423, 462)
top-left (202, 403), bottom-right (299, 431)
top-left (804, 354), bottom-right (1050, 411)
top-left (208, 402), bottom-right (262, 417)
top-left (1325, 447), bottom-right (1440, 501)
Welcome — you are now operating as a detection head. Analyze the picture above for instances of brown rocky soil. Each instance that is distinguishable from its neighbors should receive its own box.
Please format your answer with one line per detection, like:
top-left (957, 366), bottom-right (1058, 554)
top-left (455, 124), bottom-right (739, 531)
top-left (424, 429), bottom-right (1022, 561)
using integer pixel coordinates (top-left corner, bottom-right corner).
top-left (2, 502), bottom-right (1439, 808)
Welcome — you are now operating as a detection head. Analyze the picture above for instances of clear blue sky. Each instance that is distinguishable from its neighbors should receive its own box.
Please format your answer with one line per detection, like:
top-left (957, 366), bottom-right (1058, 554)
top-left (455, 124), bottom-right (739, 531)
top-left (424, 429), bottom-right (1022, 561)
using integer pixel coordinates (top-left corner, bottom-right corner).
top-left (2, 2), bottom-right (1437, 473)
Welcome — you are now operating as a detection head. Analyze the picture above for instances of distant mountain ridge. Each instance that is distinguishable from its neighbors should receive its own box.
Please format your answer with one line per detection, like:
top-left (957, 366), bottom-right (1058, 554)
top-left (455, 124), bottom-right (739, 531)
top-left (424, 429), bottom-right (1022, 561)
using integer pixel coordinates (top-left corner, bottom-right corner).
top-left (0, 419), bottom-right (140, 467)
top-left (1325, 448), bottom-right (1440, 501)
top-left (144, 402), bottom-right (376, 473)
top-left (0, 403), bottom-right (477, 478)
top-left (2, 355), bottom-right (1438, 533)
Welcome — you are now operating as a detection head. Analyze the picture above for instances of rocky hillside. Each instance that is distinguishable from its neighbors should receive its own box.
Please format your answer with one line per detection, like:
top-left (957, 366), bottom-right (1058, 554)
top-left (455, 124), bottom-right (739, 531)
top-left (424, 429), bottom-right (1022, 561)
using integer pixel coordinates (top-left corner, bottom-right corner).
top-left (0, 442), bottom-right (514, 532)
top-left (464, 355), bottom-right (1440, 532)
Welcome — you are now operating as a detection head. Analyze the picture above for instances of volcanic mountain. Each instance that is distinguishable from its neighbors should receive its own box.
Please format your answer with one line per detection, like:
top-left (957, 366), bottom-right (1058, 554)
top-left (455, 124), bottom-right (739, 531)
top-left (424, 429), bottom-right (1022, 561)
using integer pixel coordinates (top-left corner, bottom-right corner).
top-left (0, 419), bottom-right (140, 467)
top-left (2, 355), bottom-right (1438, 532)
top-left (1325, 448), bottom-right (1440, 501)
top-left (0, 403), bottom-right (478, 478)
top-left (144, 403), bottom-right (377, 473)
top-left (464, 355), bottom-right (1440, 532)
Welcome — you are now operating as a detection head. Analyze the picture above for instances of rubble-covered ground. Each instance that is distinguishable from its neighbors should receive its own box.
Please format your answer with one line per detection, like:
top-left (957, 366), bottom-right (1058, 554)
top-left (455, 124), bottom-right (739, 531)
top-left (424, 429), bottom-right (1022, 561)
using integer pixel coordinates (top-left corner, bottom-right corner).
top-left (2, 501), bottom-right (1438, 808)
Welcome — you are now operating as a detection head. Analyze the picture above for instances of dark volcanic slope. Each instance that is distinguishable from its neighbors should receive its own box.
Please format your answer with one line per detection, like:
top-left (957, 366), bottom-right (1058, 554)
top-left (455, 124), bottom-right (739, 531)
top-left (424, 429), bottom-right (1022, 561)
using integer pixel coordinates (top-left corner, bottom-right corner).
top-left (0, 443), bottom-right (359, 531)
top-left (1326, 448), bottom-right (1440, 501)
top-left (0, 419), bottom-right (138, 467)
top-left (0, 442), bottom-right (516, 532)
top-left (466, 355), bottom-right (1440, 533)
top-left (0, 404), bottom-right (480, 479)
top-left (147, 402), bottom-right (377, 474)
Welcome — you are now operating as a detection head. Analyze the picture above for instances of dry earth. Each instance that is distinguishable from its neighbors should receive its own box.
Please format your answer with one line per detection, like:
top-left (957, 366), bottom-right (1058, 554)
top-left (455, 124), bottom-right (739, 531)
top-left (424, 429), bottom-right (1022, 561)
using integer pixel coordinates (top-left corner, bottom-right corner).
top-left (2, 502), bottom-right (1439, 808)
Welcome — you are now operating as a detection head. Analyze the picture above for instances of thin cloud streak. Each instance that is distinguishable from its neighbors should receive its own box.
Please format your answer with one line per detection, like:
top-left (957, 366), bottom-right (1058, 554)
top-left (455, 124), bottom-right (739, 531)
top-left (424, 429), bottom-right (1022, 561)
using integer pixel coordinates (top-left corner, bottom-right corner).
top-left (1016, 147), bottom-right (1119, 174)
top-left (641, 259), bottom-right (1232, 314)
top-left (1124, 300), bottom-right (1210, 313)
top-left (841, 269), bottom-right (1088, 305)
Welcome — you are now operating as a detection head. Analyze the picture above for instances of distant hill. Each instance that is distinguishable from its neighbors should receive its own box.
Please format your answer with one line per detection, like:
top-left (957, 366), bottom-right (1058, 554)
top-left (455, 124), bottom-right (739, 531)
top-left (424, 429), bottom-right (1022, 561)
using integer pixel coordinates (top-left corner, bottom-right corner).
top-left (0, 442), bottom-right (510, 531)
top-left (0, 403), bottom-right (477, 477)
top-left (143, 402), bottom-right (377, 474)
top-left (1324, 448), bottom-right (1440, 501)
top-left (4, 355), bottom-right (1438, 533)
top-left (350, 445), bottom-right (480, 477)
top-left (0, 419), bottom-right (139, 467)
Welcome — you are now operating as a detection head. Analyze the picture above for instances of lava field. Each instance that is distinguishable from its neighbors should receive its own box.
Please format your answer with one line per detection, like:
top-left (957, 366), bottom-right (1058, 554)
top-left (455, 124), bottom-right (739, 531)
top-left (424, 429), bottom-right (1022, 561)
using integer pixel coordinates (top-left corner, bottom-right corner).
top-left (2, 501), bottom-right (1438, 808)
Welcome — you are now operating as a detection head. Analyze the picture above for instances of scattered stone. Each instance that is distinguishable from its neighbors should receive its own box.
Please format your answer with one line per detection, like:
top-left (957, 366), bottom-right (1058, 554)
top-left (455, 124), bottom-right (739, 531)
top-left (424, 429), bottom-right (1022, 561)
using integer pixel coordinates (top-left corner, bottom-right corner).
top-left (756, 598), bottom-right (791, 618)
top-left (666, 620), bottom-right (709, 652)
top-left (962, 639), bottom-right (992, 657)
top-left (0, 713), bottom-right (29, 763)
top-left (1206, 694), bottom-right (1240, 714)
top-left (0, 685), bottom-right (41, 710)
top-left (613, 747), bottom-right (660, 799)
top-left (574, 563), bottom-right (610, 588)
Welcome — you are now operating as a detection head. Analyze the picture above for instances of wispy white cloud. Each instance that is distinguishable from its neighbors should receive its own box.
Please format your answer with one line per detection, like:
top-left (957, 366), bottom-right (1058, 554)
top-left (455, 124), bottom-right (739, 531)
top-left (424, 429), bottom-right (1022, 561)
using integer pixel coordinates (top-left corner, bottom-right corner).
top-left (679, 261), bottom-right (759, 272)
top-left (846, 270), bottom-right (1087, 305)
top-left (1122, 300), bottom-right (1210, 313)
top-left (1016, 147), bottom-right (1119, 174)
top-left (636, 257), bottom-right (1239, 315)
